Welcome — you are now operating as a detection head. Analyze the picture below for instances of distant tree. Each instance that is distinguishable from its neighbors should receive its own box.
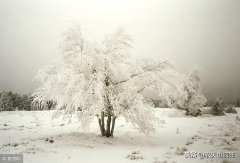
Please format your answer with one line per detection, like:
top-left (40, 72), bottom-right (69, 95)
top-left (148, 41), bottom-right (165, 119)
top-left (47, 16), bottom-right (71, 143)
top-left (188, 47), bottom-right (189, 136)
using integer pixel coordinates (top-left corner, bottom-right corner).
top-left (9, 92), bottom-right (22, 110)
top-left (19, 95), bottom-right (32, 111)
top-left (0, 91), bottom-right (14, 111)
top-left (236, 99), bottom-right (240, 107)
top-left (176, 68), bottom-right (207, 116)
top-left (0, 91), bottom-right (34, 111)
top-left (32, 25), bottom-right (189, 137)
top-left (210, 97), bottom-right (225, 116)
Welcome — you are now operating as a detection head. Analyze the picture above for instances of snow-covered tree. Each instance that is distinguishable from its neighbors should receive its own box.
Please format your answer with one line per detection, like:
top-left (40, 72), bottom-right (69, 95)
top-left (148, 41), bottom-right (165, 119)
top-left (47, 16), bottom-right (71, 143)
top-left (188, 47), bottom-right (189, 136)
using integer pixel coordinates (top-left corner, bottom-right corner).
top-left (32, 25), bottom-right (195, 137)
top-left (140, 67), bottom-right (207, 116)
top-left (178, 68), bottom-right (207, 116)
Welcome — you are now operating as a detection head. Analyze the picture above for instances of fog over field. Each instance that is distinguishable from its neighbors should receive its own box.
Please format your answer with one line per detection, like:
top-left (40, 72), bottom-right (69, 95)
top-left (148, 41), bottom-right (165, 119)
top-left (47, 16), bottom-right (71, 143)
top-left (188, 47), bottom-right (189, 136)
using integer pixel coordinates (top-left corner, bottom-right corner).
top-left (0, 0), bottom-right (240, 100)
top-left (1, 1), bottom-right (240, 163)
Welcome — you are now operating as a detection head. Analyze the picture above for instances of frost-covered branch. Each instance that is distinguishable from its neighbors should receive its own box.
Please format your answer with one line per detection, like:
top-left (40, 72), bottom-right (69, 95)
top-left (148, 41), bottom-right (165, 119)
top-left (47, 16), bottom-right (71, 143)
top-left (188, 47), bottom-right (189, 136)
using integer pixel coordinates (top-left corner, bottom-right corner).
top-left (113, 61), bottom-right (170, 85)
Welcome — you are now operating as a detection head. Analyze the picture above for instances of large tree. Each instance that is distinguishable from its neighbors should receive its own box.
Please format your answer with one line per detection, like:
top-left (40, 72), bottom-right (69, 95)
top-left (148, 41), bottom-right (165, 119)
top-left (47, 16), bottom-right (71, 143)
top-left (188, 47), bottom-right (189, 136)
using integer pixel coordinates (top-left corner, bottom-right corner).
top-left (32, 25), bottom-right (199, 137)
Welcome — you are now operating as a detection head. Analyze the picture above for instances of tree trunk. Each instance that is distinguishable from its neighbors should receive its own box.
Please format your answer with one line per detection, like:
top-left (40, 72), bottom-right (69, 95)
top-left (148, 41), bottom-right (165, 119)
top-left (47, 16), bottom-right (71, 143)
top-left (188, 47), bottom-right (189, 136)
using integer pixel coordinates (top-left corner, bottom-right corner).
top-left (98, 118), bottom-right (105, 136)
top-left (100, 111), bottom-right (106, 136)
top-left (97, 112), bottom-right (116, 137)
top-left (106, 110), bottom-right (112, 137)
top-left (98, 73), bottom-right (117, 137)
top-left (110, 116), bottom-right (116, 136)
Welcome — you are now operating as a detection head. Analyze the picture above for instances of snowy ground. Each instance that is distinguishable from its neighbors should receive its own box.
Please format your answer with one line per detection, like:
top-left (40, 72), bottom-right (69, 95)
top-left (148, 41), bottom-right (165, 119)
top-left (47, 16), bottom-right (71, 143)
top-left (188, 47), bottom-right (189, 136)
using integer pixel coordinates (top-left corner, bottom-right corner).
top-left (0, 108), bottom-right (240, 163)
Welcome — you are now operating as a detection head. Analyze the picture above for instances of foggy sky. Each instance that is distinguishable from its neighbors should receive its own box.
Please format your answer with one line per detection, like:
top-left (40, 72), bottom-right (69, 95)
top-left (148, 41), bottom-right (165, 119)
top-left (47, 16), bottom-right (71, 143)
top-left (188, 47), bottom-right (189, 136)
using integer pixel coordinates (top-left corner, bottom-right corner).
top-left (0, 0), bottom-right (240, 101)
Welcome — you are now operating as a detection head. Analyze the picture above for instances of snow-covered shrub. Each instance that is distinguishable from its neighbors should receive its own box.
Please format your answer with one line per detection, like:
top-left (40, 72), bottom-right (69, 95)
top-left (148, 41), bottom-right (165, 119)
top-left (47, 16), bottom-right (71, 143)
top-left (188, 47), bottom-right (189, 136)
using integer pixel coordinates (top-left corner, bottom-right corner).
top-left (126, 151), bottom-right (143, 160)
top-left (210, 97), bottom-right (225, 116)
top-left (175, 147), bottom-right (187, 155)
top-left (225, 106), bottom-right (237, 114)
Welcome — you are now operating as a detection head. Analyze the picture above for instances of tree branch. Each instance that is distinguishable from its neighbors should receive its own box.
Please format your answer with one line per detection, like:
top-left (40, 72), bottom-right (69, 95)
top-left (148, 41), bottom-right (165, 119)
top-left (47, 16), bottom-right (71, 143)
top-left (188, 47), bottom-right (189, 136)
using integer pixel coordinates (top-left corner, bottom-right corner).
top-left (137, 80), bottom-right (158, 93)
top-left (113, 62), bottom-right (169, 85)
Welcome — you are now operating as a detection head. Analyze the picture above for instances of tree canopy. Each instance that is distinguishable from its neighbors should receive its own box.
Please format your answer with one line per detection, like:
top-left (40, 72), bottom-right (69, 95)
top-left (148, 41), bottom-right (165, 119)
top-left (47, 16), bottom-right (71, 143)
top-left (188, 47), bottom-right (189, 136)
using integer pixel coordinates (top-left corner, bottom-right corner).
top-left (32, 24), bottom-right (206, 136)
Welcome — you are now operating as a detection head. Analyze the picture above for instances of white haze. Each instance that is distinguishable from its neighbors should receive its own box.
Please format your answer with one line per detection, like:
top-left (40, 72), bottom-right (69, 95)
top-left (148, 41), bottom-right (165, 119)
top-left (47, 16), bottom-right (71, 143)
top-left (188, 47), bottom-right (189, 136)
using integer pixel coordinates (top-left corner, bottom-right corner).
top-left (0, 0), bottom-right (240, 100)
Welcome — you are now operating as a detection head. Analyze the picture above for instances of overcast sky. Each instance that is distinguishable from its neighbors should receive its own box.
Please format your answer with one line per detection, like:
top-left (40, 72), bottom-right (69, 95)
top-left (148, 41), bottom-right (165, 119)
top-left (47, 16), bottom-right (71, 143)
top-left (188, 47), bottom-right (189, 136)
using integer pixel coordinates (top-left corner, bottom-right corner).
top-left (0, 0), bottom-right (240, 100)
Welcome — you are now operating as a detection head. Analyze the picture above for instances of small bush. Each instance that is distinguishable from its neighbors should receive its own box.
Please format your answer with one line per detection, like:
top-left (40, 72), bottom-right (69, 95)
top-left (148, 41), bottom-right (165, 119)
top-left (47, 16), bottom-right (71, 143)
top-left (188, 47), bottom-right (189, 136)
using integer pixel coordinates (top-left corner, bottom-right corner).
top-left (225, 106), bottom-right (237, 114)
top-left (210, 102), bottom-right (225, 116)
top-left (185, 108), bottom-right (202, 117)
top-left (126, 151), bottom-right (143, 160)
top-left (210, 97), bottom-right (225, 116)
